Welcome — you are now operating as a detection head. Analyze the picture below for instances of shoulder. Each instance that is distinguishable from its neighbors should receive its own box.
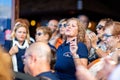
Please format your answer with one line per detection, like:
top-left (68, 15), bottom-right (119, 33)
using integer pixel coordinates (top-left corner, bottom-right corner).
top-left (77, 42), bottom-right (88, 58)
top-left (37, 71), bottom-right (60, 80)
top-left (15, 72), bottom-right (39, 80)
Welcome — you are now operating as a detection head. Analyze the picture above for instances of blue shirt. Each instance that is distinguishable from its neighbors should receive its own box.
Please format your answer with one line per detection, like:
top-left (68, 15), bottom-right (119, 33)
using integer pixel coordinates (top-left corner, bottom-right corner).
top-left (55, 41), bottom-right (88, 80)
top-left (4, 40), bottom-right (26, 73)
top-left (36, 71), bottom-right (60, 80)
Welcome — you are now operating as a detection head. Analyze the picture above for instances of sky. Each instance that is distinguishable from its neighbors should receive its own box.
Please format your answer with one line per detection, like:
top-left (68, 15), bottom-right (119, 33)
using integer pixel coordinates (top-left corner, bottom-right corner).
top-left (0, 0), bottom-right (12, 18)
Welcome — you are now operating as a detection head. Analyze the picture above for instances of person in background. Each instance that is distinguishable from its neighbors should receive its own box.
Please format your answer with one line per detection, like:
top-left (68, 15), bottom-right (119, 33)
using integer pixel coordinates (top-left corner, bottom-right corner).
top-left (35, 26), bottom-right (56, 69)
top-left (88, 18), bottom-right (113, 62)
top-left (47, 19), bottom-right (60, 46)
top-left (35, 26), bottom-right (55, 50)
top-left (54, 18), bottom-right (88, 80)
top-left (4, 18), bottom-right (31, 73)
top-left (23, 42), bottom-right (60, 80)
top-left (78, 14), bottom-right (93, 53)
top-left (89, 18), bottom-right (113, 58)
top-left (55, 18), bottom-right (67, 49)
top-left (78, 14), bottom-right (89, 30)
top-left (88, 21), bottom-right (120, 79)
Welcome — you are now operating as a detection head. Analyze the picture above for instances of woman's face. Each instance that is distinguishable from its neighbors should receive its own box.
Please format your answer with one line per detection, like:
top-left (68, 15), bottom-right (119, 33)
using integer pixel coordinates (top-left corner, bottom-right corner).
top-left (96, 21), bottom-right (106, 38)
top-left (65, 20), bottom-right (78, 37)
top-left (59, 21), bottom-right (66, 35)
top-left (15, 27), bottom-right (27, 42)
top-left (35, 29), bottom-right (45, 42)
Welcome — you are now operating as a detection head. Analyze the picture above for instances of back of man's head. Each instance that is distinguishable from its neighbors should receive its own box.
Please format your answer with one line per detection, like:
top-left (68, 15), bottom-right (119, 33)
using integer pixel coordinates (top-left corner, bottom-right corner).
top-left (26, 42), bottom-right (52, 63)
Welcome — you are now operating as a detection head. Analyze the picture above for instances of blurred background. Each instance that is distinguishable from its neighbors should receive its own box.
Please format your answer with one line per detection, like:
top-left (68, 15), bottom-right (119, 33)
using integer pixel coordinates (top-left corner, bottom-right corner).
top-left (0, 0), bottom-right (120, 44)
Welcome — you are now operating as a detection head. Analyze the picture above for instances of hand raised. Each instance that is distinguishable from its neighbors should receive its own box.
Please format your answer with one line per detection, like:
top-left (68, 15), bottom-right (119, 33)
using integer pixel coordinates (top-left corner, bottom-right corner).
top-left (9, 45), bottom-right (18, 55)
top-left (70, 38), bottom-right (78, 55)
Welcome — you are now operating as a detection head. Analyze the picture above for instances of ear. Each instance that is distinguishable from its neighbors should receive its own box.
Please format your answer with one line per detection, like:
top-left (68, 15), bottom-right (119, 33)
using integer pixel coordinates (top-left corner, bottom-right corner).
top-left (30, 54), bottom-right (37, 64)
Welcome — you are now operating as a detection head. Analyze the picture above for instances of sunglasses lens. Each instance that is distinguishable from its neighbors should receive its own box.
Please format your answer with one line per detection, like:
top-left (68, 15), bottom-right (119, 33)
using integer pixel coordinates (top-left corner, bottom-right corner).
top-left (36, 33), bottom-right (42, 36)
top-left (59, 24), bottom-right (66, 28)
top-left (103, 34), bottom-right (113, 38)
top-left (96, 25), bottom-right (103, 30)
top-left (59, 24), bottom-right (62, 28)
top-left (64, 24), bottom-right (66, 27)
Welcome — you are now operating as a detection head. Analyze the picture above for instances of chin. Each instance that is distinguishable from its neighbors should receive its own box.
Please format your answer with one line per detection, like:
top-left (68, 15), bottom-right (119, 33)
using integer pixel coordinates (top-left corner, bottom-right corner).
top-left (19, 40), bottom-right (25, 42)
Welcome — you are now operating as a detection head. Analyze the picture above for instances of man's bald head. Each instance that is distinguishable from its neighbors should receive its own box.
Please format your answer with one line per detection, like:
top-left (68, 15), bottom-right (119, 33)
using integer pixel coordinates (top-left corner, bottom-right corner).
top-left (25, 42), bottom-right (51, 62)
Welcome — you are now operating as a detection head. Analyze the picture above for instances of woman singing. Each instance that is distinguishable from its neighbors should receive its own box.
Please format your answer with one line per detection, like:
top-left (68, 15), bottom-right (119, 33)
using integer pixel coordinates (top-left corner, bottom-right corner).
top-left (54, 18), bottom-right (88, 80)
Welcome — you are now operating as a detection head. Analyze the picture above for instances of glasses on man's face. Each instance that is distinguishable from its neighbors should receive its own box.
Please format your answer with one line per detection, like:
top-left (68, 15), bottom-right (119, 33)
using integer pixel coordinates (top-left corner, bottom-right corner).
top-left (103, 34), bottom-right (113, 39)
top-left (35, 32), bottom-right (43, 36)
top-left (21, 55), bottom-right (31, 64)
top-left (96, 25), bottom-right (104, 30)
top-left (58, 24), bottom-right (66, 28)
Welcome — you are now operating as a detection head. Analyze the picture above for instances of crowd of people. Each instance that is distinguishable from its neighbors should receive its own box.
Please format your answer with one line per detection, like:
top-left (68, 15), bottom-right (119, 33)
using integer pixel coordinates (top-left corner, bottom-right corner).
top-left (0, 14), bottom-right (120, 80)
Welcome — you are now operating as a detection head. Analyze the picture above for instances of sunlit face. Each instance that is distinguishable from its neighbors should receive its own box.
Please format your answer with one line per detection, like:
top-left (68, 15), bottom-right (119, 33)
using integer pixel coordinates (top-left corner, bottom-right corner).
top-left (15, 27), bottom-right (27, 42)
top-left (65, 20), bottom-right (78, 37)
top-left (35, 29), bottom-right (45, 42)
top-left (59, 21), bottom-right (66, 35)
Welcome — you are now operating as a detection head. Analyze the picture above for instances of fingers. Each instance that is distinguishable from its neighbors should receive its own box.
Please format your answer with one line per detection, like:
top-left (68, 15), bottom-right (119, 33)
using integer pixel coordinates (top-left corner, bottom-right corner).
top-left (70, 38), bottom-right (78, 54)
top-left (88, 32), bottom-right (96, 39)
top-left (9, 45), bottom-right (19, 55)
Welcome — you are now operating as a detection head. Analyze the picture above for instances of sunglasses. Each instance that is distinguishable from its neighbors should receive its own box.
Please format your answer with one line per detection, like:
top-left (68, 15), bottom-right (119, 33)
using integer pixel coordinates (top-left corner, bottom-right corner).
top-left (35, 32), bottom-right (43, 36)
top-left (58, 24), bottom-right (66, 28)
top-left (96, 25), bottom-right (104, 30)
top-left (103, 34), bottom-right (113, 38)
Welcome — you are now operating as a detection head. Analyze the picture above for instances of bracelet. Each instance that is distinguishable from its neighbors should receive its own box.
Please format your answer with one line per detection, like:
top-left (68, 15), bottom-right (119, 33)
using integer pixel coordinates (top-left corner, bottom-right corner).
top-left (73, 54), bottom-right (79, 59)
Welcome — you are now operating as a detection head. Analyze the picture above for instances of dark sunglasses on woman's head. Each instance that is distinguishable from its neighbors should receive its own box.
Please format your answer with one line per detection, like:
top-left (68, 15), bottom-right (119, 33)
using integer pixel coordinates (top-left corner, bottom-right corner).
top-left (96, 25), bottom-right (104, 30)
top-left (58, 24), bottom-right (66, 28)
top-left (35, 32), bottom-right (43, 36)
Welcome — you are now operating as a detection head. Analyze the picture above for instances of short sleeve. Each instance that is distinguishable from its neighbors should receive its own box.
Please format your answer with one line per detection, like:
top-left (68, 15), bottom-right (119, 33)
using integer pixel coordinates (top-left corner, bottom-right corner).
top-left (77, 42), bottom-right (88, 59)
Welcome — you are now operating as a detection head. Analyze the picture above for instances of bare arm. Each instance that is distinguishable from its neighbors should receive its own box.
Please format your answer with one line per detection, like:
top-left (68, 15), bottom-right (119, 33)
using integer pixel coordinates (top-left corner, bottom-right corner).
top-left (70, 38), bottom-right (88, 68)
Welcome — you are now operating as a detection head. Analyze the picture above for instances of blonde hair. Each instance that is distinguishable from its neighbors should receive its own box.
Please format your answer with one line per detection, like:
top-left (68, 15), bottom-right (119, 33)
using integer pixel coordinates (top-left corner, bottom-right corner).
top-left (67, 18), bottom-right (86, 42)
top-left (11, 18), bottom-right (30, 43)
top-left (36, 26), bottom-right (52, 40)
top-left (0, 46), bottom-right (14, 80)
